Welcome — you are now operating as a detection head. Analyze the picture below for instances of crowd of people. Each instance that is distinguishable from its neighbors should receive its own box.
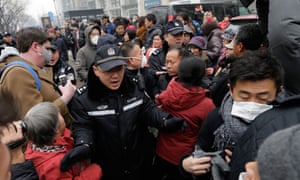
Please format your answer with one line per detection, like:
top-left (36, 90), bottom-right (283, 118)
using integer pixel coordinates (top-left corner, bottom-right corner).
top-left (1, 1), bottom-right (300, 179)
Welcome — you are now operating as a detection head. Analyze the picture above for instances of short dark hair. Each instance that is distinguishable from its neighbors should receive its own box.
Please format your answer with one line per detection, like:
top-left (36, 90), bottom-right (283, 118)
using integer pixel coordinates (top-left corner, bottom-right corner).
top-left (178, 56), bottom-right (206, 86)
top-left (131, 38), bottom-right (143, 48)
top-left (229, 51), bottom-right (284, 91)
top-left (235, 24), bottom-right (264, 50)
top-left (121, 41), bottom-right (137, 57)
top-left (145, 13), bottom-right (157, 24)
top-left (167, 46), bottom-right (191, 60)
top-left (152, 32), bottom-right (164, 41)
top-left (125, 29), bottom-right (136, 41)
top-left (138, 16), bottom-right (145, 27)
top-left (102, 15), bottom-right (109, 19)
top-left (16, 27), bottom-right (49, 53)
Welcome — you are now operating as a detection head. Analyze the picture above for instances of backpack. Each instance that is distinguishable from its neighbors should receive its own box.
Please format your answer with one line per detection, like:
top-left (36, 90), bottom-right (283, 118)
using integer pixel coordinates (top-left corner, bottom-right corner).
top-left (0, 61), bottom-right (41, 91)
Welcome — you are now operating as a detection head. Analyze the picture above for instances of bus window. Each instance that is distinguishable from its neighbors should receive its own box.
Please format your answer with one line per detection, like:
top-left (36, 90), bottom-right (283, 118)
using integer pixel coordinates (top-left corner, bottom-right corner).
top-left (167, 1), bottom-right (249, 24)
top-left (146, 6), bottom-right (168, 25)
top-left (146, 1), bottom-right (250, 25)
top-left (212, 4), bottom-right (226, 21)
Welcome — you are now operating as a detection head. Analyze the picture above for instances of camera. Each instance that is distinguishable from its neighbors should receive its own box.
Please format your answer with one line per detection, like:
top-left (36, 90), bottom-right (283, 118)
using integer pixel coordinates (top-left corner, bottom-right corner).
top-left (58, 73), bottom-right (75, 86)
top-left (58, 74), bottom-right (68, 86)
top-left (7, 120), bottom-right (27, 149)
top-left (18, 120), bottom-right (27, 133)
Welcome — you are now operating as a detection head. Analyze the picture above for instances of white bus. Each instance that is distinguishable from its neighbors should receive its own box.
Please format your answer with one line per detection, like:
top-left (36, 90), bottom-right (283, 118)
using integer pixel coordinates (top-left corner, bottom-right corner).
top-left (147, 0), bottom-right (250, 25)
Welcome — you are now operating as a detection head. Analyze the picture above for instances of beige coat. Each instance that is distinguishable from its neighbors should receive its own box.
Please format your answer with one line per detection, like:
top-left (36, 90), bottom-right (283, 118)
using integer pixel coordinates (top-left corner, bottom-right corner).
top-left (0, 56), bottom-right (73, 127)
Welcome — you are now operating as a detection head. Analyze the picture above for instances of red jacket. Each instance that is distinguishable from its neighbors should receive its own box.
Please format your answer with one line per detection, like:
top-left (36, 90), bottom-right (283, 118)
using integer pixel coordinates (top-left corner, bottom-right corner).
top-left (25, 129), bottom-right (102, 180)
top-left (156, 78), bottom-right (215, 165)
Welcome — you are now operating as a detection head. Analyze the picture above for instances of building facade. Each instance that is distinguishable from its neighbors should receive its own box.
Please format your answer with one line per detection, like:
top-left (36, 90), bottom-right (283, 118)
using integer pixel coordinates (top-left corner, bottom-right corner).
top-left (54, 0), bottom-right (174, 23)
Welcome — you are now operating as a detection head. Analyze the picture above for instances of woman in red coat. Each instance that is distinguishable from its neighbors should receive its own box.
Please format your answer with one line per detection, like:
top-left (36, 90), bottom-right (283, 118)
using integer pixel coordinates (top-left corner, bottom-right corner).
top-left (24, 102), bottom-right (102, 180)
top-left (154, 56), bottom-right (215, 180)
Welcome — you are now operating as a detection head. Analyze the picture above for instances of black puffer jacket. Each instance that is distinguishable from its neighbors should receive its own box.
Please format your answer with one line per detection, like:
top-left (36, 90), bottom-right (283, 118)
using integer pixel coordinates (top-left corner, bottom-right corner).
top-left (69, 68), bottom-right (171, 179)
top-left (229, 94), bottom-right (300, 179)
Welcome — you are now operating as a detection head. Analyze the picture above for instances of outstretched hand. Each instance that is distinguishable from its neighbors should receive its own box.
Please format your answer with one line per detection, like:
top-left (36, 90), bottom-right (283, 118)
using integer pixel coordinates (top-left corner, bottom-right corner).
top-left (163, 117), bottom-right (187, 132)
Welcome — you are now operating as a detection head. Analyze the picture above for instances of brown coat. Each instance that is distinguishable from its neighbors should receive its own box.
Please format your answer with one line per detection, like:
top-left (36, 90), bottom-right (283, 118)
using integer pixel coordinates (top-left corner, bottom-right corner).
top-left (0, 56), bottom-right (73, 127)
top-left (136, 25), bottom-right (146, 45)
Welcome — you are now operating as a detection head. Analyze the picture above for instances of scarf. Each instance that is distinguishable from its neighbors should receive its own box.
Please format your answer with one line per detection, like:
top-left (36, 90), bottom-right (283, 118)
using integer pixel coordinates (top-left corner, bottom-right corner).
top-left (213, 93), bottom-right (249, 150)
top-left (31, 143), bottom-right (65, 153)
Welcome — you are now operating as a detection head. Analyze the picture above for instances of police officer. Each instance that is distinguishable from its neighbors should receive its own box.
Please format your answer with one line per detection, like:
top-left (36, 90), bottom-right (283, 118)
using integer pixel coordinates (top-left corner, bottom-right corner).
top-left (148, 19), bottom-right (185, 72)
top-left (60, 44), bottom-right (186, 180)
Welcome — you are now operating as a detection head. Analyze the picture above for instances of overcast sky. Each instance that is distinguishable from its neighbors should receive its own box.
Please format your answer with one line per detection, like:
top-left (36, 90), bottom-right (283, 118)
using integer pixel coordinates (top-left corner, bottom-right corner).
top-left (25, 0), bottom-right (56, 21)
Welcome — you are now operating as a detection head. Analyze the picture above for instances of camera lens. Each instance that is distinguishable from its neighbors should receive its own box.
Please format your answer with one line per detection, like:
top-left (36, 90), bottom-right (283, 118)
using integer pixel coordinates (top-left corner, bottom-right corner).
top-left (18, 120), bottom-right (27, 132)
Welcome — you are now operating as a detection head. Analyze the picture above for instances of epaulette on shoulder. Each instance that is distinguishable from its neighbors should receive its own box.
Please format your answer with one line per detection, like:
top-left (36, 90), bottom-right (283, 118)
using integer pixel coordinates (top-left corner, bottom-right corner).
top-left (76, 85), bottom-right (87, 95)
top-left (152, 49), bottom-right (161, 56)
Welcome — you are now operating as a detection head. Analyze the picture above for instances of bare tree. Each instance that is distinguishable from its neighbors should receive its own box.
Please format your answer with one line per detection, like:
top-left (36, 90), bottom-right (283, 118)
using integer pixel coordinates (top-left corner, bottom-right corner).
top-left (0, 0), bottom-right (26, 33)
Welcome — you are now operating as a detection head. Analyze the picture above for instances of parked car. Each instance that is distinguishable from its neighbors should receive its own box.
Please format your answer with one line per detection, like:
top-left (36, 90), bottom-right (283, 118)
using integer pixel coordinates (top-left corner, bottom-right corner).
top-left (224, 14), bottom-right (258, 34)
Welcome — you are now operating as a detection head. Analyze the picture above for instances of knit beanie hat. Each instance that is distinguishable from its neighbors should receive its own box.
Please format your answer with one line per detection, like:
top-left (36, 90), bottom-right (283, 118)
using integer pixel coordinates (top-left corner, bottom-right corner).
top-left (188, 36), bottom-right (206, 50)
top-left (257, 124), bottom-right (300, 180)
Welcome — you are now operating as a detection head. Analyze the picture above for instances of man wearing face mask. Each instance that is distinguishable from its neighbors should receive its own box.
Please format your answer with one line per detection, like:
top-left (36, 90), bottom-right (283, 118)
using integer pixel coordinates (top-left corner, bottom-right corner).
top-left (76, 25), bottom-right (100, 82)
top-left (179, 51), bottom-right (283, 180)
top-left (121, 41), bottom-right (159, 100)
top-left (0, 27), bottom-right (76, 128)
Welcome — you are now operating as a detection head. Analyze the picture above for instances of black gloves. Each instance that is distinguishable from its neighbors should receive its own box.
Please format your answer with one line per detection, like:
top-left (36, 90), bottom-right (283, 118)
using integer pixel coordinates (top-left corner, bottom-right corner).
top-left (162, 116), bottom-right (187, 132)
top-left (60, 145), bottom-right (91, 172)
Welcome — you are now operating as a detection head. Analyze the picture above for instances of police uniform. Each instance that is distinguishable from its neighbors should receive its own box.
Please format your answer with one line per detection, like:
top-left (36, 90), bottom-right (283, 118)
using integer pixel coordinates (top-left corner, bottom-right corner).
top-left (68, 44), bottom-right (179, 180)
top-left (148, 48), bottom-right (167, 72)
top-left (70, 74), bottom-right (171, 179)
top-left (148, 20), bottom-right (185, 72)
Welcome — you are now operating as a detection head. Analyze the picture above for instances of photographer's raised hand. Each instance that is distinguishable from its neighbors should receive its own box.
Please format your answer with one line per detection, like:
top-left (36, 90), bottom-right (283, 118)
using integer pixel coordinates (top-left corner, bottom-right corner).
top-left (0, 122), bottom-right (24, 145)
top-left (0, 122), bottom-right (26, 164)
top-left (59, 80), bottom-right (76, 104)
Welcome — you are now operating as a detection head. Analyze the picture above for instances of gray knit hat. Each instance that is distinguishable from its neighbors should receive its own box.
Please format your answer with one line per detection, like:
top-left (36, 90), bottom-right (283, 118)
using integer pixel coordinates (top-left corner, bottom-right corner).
top-left (257, 124), bottom-right (300, 180)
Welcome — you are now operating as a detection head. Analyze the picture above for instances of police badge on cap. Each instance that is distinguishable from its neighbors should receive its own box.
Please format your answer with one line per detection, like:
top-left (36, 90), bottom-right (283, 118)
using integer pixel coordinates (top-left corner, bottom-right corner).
top-left (94, 44), bottom-right (127, 71)
top-left (166, 20), bottom-right (184, 35)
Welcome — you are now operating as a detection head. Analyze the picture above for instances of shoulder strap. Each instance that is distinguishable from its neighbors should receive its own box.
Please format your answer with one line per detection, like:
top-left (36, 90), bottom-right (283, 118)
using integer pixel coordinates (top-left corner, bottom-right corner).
top-left (0, 61), bottom-right (41, 91)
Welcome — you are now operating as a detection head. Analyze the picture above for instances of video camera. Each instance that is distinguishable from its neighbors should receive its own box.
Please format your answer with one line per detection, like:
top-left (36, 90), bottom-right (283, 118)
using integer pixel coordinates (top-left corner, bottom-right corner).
top-left (192, 145), bottom-right (230, 180)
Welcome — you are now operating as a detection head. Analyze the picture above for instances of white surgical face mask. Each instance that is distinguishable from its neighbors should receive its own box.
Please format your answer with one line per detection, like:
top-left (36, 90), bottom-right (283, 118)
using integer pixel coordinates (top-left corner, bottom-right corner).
top-left (141, 55), bottom-right (147, 68)
top-left (43, 48), bottom-right (52, 65)
top-left (231, 101), bottom-right (273, 123)
top-left (132, 56), bottom-right (147, 68)
top-left (91, 35), bottom-right (99, 45)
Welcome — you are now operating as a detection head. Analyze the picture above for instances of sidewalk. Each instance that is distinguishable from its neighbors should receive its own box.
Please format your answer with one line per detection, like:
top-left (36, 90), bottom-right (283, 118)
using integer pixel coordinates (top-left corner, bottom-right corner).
top-left (67, 50), bottom-right (85, 88)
